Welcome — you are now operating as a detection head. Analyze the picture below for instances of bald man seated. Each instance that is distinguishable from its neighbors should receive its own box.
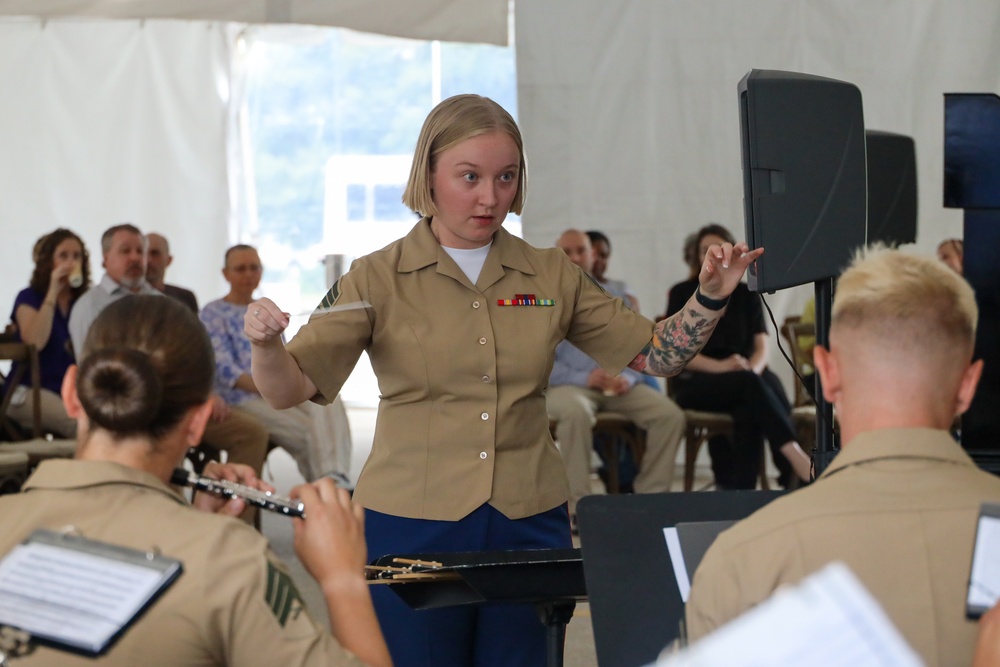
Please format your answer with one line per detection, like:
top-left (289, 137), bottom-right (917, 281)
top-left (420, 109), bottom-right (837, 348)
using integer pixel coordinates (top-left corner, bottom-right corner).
top-left (546, 229), bottom-right (685, 526)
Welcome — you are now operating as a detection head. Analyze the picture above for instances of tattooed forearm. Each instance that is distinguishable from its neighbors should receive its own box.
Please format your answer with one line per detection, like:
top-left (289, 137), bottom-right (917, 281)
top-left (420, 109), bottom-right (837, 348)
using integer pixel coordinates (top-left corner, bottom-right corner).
top-left (628, 307), bottom-right (721, 376)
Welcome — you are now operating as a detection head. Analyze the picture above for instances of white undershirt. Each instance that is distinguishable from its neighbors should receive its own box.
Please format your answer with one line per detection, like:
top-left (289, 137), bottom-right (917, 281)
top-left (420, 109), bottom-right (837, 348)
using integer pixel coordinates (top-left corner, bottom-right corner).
top-left (442, 241), bottom-right (492, 285)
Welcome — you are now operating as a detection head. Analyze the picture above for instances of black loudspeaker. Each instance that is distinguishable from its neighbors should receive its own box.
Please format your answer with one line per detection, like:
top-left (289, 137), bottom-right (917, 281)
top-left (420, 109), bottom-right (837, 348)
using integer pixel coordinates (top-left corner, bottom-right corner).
top-left (944, 93), bottom-right (1000, 209)
top-left (866, 130), bottom-right (917, 246)
top-left (944, 93), bottom-right (1000, 459)
top-left (739, 69), bottom-right (868, 293)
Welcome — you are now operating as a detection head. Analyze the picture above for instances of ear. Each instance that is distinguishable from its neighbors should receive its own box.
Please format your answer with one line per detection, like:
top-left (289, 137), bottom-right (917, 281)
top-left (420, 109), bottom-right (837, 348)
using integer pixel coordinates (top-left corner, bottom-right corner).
top-left (813, 345), bottom-right (841, 405)
top-left (61, 365), bottom-right (84, 419)
top-left (954, 359), bottom-right (984, 416)
top-left (184, 399), bottom-right (215, 446)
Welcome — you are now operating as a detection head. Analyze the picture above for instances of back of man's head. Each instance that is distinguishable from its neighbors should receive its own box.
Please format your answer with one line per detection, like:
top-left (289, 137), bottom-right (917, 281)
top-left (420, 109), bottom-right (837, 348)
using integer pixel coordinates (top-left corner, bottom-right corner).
top-left (833, 246), bottom-right (977, 361)
top-left (826, 247), bottom-right (979, 432)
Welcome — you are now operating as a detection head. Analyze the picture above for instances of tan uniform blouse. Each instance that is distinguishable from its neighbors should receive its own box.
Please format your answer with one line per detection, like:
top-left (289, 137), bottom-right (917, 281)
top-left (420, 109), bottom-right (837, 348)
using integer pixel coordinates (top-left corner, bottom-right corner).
top-left (685, 428), bottom-right (1000, 667)
top-left (0, 460), bottom-right (365, 667)
top-left (287, 219), bottom-right (654, 520)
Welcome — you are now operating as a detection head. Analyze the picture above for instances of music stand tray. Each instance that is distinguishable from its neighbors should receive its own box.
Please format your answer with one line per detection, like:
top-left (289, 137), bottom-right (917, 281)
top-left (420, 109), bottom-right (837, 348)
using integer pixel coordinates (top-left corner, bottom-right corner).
top-left (577, 491), bottom-right (783, 667)
top-left (371, 548), bottom-right (584, 667)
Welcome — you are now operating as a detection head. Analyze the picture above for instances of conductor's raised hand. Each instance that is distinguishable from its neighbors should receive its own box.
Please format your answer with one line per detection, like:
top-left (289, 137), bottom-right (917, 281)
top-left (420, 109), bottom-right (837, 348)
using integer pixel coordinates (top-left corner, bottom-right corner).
top-left (698, 242), bottom-right (764, 301)
top-left (291, 479), bottom-right (367, 586)
top-left (244, 297), bottom-right (290, 346)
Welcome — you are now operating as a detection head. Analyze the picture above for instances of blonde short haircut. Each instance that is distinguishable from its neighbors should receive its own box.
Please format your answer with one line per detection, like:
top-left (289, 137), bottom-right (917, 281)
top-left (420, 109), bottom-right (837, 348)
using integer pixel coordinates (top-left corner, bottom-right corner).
top-left (833, 245), bottom-right (978, 358)
top-left (402, 94), bottom-right (527, 218)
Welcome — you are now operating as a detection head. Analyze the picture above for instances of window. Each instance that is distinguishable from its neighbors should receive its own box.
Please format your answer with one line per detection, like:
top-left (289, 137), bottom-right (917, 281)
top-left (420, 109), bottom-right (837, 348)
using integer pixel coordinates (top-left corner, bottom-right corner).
top-left (237, 24), bottom-right (517, 404)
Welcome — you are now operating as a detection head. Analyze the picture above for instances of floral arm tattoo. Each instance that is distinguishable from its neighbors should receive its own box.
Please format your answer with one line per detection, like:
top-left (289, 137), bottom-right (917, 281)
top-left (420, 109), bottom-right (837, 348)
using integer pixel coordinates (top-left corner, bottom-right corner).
top-left (627, 307), bottom-right (720, 377)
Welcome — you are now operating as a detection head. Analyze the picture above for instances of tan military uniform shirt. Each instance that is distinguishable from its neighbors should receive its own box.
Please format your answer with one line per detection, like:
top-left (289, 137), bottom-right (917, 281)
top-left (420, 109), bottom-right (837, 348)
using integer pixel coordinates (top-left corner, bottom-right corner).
top-left (287, 219), bottom-right (653, 520)
top-left (686, 428), bottom-right (1000, 667)
top-left (0, 460), bottom-right (365, 667)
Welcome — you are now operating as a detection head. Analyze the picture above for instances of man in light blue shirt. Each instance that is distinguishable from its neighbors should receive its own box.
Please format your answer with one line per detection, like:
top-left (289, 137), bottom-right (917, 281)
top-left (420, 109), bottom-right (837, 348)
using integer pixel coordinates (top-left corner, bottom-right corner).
top-left (547, 229), bottom-right (685, 521)
top-left (67, 224), bottom-right (270, 521)
top-left (68, 224), bottom-right (161, 356)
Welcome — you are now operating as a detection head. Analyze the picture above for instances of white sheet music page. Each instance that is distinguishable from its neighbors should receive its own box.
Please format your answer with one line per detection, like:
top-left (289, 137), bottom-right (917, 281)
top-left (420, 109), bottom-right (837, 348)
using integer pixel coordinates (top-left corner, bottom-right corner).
top-left (968, 511), bottom-right (1000, 608)
top-left (654, 561), bottom-right (924, 667)
top-left (0, 541), bottom-right (170, 653)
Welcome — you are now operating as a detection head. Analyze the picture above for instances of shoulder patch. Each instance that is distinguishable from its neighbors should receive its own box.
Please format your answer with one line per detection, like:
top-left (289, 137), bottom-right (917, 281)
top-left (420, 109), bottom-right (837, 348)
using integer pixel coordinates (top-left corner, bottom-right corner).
top-left (318, 277), bottom-right (342, 313)
top-left (265, 561), bottom-right (305, 626)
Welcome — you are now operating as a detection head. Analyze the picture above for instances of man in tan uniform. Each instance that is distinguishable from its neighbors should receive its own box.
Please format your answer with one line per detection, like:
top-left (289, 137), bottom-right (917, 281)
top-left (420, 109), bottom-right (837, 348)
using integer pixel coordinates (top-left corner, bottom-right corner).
top-left (686, 247), bottom-right (1000, 667)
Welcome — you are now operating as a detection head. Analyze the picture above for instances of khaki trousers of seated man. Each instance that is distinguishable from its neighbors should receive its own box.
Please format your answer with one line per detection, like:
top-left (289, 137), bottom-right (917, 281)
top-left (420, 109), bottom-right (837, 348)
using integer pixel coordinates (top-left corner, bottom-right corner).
top-left (201, 407), bottom-right (270, 525)
top-left (547, 383), bottom-right (684, 515)
top-left (235, 394), bottom-right (353, 484)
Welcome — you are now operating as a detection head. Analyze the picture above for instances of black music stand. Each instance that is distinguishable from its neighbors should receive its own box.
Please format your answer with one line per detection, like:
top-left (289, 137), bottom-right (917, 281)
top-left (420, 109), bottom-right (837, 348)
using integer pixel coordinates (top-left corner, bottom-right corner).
top-left (577, 491), bottom-right (783, 667)
top-left (372, 548), bottom-right (585, 667)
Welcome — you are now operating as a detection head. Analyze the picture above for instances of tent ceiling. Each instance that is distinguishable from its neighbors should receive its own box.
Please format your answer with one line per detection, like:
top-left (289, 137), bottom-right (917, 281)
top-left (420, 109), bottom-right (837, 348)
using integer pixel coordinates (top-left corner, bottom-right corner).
top-left (0, 0), bottom-right (509, 45)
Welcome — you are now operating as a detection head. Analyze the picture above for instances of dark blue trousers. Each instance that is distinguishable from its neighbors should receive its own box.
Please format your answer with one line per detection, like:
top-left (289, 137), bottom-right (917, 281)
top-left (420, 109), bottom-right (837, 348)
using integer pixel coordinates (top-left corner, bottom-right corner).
top-left (365, 503), bottom-right (572, 667)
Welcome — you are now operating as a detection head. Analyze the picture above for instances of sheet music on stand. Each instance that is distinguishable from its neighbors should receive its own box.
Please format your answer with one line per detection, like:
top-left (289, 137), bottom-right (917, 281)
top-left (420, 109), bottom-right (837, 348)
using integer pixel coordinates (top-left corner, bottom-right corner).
top-left (0, 529), bottom-right (182, 659)
top-left (663, 520), bottom-right (736, 603)
top-left (650, 562), bottom-right (924, 667)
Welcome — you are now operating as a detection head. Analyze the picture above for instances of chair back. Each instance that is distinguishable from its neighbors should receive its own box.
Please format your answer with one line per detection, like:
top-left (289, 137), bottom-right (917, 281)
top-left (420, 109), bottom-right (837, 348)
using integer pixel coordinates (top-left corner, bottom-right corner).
top-left (0, 342), bottom-right (42, 440)
top-left (779, 317), bottom-right (816, 408)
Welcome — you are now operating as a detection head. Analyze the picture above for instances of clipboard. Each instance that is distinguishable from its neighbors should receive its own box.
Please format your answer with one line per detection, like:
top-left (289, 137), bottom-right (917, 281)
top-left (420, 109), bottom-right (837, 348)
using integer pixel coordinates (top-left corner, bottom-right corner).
top-left (0, 529), bottom-right (183, 657)
top-left (967, 501), bottom-right (1000, 619)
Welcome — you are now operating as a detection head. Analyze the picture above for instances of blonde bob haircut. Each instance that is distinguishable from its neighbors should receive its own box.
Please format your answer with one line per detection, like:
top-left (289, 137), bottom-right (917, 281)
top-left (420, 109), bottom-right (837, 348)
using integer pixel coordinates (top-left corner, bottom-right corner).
top-left (402, 94), bottom-right (527, 218)
top-left (833, 245), bottom-right (978, 357)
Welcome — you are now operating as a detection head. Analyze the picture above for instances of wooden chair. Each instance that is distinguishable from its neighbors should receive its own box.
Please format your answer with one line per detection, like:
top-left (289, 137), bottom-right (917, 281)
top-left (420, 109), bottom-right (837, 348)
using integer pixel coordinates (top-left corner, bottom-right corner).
top-left (548, 412), bottom-right (647, 495)
top-left (666, 376), bottom-right (769, 491)
top-left (0, 341), bottom-right (77, 468)
top-left (0, 341), bottom-right (42, 440)
top-left (592, 413), bottom-right (647, 494)
top-left (779, 317), bottom-right (819, 459)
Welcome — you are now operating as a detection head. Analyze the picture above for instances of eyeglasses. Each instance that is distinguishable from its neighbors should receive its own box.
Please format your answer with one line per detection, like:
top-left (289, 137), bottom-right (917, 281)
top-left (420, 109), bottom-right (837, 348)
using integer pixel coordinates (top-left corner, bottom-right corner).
top-left (228, 264), bottom-right (262, 273)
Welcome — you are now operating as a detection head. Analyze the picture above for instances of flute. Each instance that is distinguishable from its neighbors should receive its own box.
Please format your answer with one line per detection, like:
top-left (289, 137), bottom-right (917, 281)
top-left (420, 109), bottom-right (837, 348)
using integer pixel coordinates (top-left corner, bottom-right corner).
top-left (171, 468), bottom-right (306, 518)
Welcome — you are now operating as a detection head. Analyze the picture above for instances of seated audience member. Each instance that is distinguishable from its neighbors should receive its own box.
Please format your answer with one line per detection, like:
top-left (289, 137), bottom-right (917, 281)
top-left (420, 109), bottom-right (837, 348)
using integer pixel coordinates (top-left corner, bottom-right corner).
top-left (0, 295), bottom-right (390, 666)
top-left (666, 224), bottom-right (811, 489)
top-left (686, 246), bottom-right (1000, 667)
top-left (146, 231), bottom-right (199, 313)
top-left (586, 229), bottom-right (640, 311)
top-left (201, 245), bottom-right (353, 486)
top-left (67, 224), bottom-right (269, 501)
top-left (547, 229), bottom-right (685, 522)
top-left (6, 229), bottom-right (91, 437)
top-left (937, 237), bottom-right (964, 275)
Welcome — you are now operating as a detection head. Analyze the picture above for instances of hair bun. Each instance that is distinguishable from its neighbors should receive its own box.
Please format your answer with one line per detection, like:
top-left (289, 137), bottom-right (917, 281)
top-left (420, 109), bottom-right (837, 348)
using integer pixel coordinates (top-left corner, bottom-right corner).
top-left (76, 349), bottom-right (164, 435)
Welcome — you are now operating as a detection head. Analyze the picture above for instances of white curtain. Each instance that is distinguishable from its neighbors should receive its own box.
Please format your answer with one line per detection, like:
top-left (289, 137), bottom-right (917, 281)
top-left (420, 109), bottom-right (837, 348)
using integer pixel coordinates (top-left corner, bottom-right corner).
top-left (0, 18), bottom-right (235, 308)
top-left (0, 0), bottom-right (509, 45)
top-left (516, 0), bottom-right (1000, 388)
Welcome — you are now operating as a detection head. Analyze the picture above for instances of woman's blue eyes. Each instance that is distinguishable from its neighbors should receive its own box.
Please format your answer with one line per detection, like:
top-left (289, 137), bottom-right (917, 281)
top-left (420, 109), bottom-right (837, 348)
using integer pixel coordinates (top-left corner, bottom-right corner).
top-left (462, 172), bottom-right (515, 183)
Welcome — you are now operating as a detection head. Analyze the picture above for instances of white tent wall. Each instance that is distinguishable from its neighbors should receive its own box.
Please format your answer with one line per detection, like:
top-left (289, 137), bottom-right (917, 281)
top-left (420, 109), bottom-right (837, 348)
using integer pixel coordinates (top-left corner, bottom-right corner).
top-left (2, 2), bottom-right (999, 399)
top-left (0, 1), bottom-right (509, 46)
top-left (516, 0), bottom-right (1000, 392)
top-left (0, 18), bottom-right (234, 314)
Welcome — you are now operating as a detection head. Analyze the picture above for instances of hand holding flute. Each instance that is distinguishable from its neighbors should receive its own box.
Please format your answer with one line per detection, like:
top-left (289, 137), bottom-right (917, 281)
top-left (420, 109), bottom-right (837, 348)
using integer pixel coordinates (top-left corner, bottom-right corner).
top-left (174, 461), bottom-right (296, 518)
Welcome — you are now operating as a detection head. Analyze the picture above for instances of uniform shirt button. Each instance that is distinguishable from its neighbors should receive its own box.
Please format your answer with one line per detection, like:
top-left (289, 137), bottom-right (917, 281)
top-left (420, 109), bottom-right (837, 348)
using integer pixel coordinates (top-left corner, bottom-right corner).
top-left (480, 452), bottom-right (488, 459)
top-left (473, 301), bottom-right (481, 309)
top-left (481, 412), bottom-right (489, 421)
top-left (481, 375), bottom-right (490, 383)
top-left (479, 337), bottom-right (487, 345)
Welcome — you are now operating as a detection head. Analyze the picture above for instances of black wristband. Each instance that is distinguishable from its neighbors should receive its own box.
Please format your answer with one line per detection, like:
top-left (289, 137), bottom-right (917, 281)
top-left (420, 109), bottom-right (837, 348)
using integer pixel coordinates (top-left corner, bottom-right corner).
top-left (695, 287), bottom-right (730, 311)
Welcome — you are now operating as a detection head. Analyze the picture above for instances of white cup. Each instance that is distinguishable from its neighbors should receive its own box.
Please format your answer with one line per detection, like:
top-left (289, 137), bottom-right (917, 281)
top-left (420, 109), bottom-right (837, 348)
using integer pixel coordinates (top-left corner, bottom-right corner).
top-left (68, 263), bottom-right (83, 288)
